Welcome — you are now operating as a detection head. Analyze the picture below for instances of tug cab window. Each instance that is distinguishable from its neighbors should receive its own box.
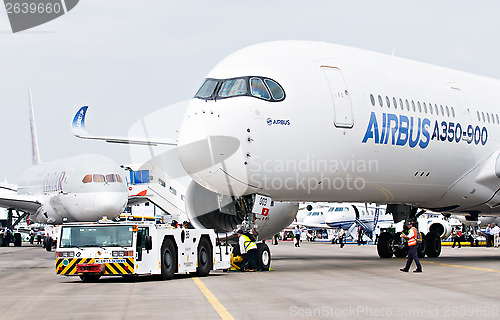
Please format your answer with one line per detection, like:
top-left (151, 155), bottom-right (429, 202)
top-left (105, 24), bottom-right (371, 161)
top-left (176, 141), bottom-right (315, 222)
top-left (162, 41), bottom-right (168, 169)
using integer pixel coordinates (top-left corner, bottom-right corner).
top-left (194, 76), bottom-right (285, 102)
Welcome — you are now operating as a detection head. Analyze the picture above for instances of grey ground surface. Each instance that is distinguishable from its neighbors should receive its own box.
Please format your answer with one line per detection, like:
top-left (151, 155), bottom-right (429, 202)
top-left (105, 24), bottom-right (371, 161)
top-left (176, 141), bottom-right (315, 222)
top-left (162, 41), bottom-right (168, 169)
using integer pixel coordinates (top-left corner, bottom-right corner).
top-left (1, 241), bottom-right (499, 320)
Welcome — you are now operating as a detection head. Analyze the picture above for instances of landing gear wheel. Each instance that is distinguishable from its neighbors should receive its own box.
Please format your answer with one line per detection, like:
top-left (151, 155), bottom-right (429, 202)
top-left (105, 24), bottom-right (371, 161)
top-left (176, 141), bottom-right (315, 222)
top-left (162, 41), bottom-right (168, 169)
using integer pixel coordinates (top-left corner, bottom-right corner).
top-left (160, 238), bottom-right (177, 280)
top-left (377, 232), bottom-right (394, 258)
top-left (425, 232), bottom-right (441, 257)
top-left (417, 233), bottom-right (427, 258)
top-left (79, 274), bottom-right (101, 282)
top-left (255, 243), bottom-right (271, 271)
top-left (13, 233), bottom-right (22, 247)
top-left (393, 232), bottom-right (408, 258)
top-left (195, 237), bottom-right (212, 277)
top-left (45, 237), bottom-right (53, 252)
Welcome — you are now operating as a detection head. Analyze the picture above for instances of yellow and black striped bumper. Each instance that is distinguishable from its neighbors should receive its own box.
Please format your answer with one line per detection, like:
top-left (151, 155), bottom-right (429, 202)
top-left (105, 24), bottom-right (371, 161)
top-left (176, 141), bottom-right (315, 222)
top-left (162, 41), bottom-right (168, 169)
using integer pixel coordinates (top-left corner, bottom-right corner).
top-left (56, 258), bottom-right (135, 276)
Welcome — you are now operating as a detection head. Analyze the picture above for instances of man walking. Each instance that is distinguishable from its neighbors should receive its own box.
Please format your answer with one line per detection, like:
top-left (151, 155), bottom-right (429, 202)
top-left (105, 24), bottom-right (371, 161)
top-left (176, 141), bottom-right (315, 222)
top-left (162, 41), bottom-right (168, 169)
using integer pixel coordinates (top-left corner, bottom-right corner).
top-left (400, 221), bottom-right (422, 273)
top-left (294, 226), bottom-right (301, 247)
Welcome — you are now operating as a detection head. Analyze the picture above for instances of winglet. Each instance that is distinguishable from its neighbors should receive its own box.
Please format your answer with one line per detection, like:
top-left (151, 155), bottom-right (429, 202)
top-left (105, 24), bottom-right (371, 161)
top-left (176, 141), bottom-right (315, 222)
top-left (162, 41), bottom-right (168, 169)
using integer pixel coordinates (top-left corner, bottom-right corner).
top-left (29, 89), bottom-right (41, 165)
top-left (71, 106), bottom-right (90, 138)
top-left (71, 106), bottom-right (177, 146)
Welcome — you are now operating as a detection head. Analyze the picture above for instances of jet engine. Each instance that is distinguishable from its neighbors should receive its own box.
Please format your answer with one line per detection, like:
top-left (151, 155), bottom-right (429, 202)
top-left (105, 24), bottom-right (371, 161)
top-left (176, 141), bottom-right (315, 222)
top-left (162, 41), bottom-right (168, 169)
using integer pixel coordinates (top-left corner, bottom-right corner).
top-left (185, 181), bottom-right (298, 240)
top-left (426, 218), bottom-right (452, 239)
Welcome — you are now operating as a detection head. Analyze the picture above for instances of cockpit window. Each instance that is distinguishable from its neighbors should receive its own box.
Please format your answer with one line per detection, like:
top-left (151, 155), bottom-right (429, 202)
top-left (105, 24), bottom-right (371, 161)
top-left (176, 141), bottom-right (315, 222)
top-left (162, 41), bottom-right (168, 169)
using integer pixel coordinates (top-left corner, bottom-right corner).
top-left (264, 79), bottom-right (284, 100)
top-left (218, 79), bottom-right (247, 97)
top-left (195, 79), bottom-right (218, 99)
top-left (194, 76), bottom-right (285, 102)
top-left (93, 174), bottom-right (105, 183)
top-left (83, 174), bottom-right (123, 184)
top-left (82, 175), bottom-right (92, 184)
top-left (250, 78), bottom-right (270, 100)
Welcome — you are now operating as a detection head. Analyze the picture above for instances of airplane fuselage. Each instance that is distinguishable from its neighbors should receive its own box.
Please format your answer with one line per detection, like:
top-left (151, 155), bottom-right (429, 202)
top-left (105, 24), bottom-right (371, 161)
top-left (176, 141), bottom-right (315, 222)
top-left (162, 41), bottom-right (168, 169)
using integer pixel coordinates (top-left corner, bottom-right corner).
top-left (178, 41), bottom-right (500, 216)
top-left (16, 154), bottom-right (128, 224)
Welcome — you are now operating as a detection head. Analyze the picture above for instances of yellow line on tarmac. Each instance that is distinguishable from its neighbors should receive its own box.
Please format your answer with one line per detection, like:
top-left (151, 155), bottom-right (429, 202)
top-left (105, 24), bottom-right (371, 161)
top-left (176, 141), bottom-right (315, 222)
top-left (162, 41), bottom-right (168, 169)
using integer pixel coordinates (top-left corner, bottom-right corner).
top-left (421, 260), bottom-right (500, 273)
top-left (396, 258), bottom-right (500, 273)
top-left (192, 277), bottom-right (235, 320)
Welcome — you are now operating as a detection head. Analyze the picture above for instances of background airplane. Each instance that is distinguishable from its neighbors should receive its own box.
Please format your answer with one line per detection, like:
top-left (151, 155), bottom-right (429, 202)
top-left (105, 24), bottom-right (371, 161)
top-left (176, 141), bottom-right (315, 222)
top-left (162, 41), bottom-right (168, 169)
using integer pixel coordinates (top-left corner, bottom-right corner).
top-left (0, 92), bottom-right (129, 228)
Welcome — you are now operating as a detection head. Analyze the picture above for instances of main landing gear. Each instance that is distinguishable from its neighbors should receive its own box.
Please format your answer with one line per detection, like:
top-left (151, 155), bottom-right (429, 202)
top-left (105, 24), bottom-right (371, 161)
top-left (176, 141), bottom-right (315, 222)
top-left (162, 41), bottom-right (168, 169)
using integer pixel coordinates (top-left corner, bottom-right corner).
top-left (377, 204), bottom-right (441, 258)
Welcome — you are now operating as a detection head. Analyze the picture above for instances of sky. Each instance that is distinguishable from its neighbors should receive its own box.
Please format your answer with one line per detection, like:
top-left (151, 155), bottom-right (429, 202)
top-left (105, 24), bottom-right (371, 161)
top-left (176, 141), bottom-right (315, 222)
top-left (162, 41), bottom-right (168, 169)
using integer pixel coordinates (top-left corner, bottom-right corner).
top-left (1, 1), bottom-right (500, 184)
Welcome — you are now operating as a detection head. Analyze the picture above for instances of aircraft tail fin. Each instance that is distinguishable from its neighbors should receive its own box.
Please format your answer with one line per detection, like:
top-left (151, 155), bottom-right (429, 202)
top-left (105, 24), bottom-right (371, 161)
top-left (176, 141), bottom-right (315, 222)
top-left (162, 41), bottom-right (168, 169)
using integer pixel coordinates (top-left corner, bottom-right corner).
top-left (29, 89), bottom-right (41, 165)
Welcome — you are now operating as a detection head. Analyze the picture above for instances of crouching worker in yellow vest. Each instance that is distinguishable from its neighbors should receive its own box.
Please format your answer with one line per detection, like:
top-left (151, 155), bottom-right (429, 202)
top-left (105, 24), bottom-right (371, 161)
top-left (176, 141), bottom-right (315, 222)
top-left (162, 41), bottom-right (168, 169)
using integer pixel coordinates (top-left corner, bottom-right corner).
top-left (400, 220), bottom-right (422, 273)
top-left (237, 229), bottom-right (257, 271)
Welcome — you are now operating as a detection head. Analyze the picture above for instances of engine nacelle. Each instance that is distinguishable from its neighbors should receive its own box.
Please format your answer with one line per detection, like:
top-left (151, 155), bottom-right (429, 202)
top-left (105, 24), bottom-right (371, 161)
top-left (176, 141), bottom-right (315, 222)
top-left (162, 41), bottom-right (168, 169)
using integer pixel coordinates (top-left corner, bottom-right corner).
top-left (424, 218), bottom-right (452, 239)
top-left (33, 204), bottom-right (60, 224)
top-left (185, 181), bottom-right (298, 240)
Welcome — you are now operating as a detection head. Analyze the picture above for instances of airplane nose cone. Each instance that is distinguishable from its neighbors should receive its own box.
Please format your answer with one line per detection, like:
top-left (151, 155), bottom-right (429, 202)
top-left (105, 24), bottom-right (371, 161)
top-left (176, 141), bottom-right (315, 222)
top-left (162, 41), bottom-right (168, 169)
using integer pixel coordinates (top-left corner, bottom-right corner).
top-left (94, 192), bottom-right (127, 219)
top-left (178, 101), bottom-right (254, 195)
top-left (178, 136), bottom-right (241, 177)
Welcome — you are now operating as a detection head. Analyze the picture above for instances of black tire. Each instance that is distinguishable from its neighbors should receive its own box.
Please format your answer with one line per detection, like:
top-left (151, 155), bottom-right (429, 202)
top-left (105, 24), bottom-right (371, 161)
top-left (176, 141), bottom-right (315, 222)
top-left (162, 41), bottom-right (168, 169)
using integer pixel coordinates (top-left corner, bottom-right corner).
top-left (393, 232), bottom-right (408, 258)
top-left (377, 232), bottom-right (394, 258)
top-left (195, 237), bottom-right (212, 277)
top-left (255, 243), bottom-right (271, 271)
top-left (417, 233), bottom-right (427, 258)
top-left (45, 237), bottom-right (53, 252)
top-left (79, 274), bottom-right (101, 282)
top-left (13, 233), bottom-right (22, 247)
top-left (160, 237), bottom-right (177, 280)
top-left (425, 231), bottom-right (441, 257)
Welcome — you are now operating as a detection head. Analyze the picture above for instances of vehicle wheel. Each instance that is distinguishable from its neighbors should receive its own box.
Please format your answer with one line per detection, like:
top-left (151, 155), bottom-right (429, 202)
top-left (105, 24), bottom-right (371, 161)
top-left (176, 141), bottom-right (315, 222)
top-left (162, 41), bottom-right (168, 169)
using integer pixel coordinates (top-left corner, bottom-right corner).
top-left (425, 232), bottom-right (441, 257)
top-left (393, 232), bottom-right (408, 258)
top-left (13, 233), bottom-right (22, 247)
top-left (255, 243), bottom-right (271, 271)
top-left (160, 237), bottom-right (177, 280)
top-left (45, 237), bottom-right (53, 252)
top-left (417, 233), bottom-right (427, 258)
top-left (79, 274), bottom-right (101, 282)
top-left (195, 237), bottom-right (212, 277)
top-left (377, 232), bottom-right (394, 258)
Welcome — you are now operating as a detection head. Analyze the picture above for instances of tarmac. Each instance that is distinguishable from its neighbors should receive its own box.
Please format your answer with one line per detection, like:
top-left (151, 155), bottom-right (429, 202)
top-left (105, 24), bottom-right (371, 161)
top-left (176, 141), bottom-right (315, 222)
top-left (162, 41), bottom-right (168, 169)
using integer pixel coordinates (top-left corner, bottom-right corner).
top-left (1, 241), bottom-right (500, 320)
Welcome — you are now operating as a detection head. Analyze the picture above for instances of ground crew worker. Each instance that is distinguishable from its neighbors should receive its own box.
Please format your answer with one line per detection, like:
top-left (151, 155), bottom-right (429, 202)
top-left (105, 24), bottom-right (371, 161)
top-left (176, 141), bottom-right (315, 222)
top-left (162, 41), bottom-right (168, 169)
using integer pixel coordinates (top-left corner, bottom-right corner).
top-left (237, 230), bottom-right (257, 271)
top-left (400, 221), bottom-right (422, 273)
top-left (170, 220), bottom-right (179, 229)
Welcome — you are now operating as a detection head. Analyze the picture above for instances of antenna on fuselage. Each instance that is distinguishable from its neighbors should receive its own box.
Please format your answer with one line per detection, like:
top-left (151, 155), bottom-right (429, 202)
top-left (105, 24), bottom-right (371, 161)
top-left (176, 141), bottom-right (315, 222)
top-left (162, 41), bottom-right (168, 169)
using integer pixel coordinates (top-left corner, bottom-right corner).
top-left (28, 89), bottom-right (41, 165)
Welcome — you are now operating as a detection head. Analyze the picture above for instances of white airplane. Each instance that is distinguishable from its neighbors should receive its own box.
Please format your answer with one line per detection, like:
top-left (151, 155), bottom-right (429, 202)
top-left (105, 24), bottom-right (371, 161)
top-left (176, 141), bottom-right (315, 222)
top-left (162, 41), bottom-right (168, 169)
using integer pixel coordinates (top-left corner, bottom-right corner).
top-left (72, 105), bottom-right (298, 241)
top-left (0, 93), bottom-right (129, 226)
top-left (174, 41), bottom-right (500, 258)
top-left (73, 40), bottom-right (500, 259)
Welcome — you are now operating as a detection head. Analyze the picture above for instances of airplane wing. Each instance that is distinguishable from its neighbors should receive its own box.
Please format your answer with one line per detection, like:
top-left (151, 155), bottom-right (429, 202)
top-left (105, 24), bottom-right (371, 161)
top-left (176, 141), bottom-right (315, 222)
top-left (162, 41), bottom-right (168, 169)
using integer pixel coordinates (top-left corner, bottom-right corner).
top-left (0, 194), bottom-right (41, 213)
top-left (0, 182), bottom-right (17, 193)
top-left (299, 222), bottom-right (336, 229)
top-left (72, 106), bottom-right (178, 146)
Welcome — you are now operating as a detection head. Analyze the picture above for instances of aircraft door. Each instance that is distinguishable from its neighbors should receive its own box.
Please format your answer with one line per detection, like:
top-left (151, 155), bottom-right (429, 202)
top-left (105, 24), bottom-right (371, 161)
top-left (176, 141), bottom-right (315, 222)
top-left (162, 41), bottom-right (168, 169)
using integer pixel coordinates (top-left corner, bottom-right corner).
top-left (450, 86), bottom-right (473, 143)
top-left (321, 66), bottom-right (354, 128)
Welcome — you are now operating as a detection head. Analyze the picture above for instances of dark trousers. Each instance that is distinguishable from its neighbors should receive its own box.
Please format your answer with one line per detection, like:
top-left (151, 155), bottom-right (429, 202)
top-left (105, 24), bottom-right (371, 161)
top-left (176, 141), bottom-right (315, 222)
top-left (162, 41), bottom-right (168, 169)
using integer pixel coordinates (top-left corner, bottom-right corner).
top-left (295, 235), bottom-right (300, 247)
top-left (339, 236), bottom-right (344, 248)
top-left (486, 234), bottom-right (493, 247)
top-left (245, 249), bottom-right (257, 270)
top-left (404, 245), bottom-right (422, 271)
top-left (452, 236), bottom-right (461, 248)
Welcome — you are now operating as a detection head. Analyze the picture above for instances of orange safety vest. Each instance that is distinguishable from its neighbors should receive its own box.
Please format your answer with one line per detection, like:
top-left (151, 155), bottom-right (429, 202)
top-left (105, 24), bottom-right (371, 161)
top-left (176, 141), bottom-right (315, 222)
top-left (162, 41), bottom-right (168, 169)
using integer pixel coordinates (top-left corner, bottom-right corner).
top-left (408, 227), bottom-right (418, 246)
